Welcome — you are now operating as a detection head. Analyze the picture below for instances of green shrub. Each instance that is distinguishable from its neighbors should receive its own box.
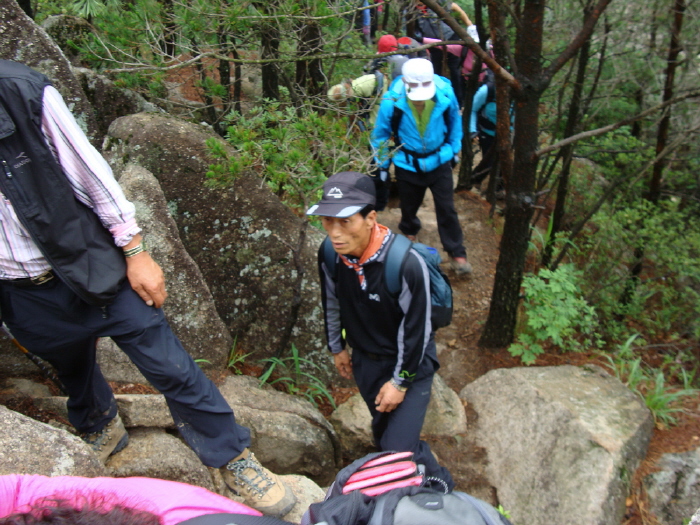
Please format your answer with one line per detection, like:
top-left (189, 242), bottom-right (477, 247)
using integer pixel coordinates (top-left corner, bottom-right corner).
top-left (208, 101), bottom-right (373, 214)
top-left (259, 344), bottom-right (335, 409)
top-left (509, 264), bottom-right (601, 365)
top-left (604, 335), bottom-right (699, 427)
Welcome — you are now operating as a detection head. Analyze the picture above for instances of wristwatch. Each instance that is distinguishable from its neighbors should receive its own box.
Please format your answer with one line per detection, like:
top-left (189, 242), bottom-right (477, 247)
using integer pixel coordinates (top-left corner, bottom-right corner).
top-left (390, 378), bottom-right (408, 392)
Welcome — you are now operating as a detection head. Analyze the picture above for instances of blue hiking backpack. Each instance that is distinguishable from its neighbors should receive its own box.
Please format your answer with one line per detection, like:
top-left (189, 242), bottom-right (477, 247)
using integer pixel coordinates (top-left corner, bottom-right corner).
top-left (322, 234), bottom-right (453, 329)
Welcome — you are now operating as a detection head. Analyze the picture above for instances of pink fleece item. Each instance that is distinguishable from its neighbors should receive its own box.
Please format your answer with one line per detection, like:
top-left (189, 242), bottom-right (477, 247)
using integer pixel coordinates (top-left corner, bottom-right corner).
top-left (0, 475), bottom-right (261, 525)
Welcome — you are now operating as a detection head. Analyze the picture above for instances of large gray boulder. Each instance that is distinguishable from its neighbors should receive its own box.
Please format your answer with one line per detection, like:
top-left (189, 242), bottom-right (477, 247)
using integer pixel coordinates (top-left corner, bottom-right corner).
top-left (218, 376), bottom-right (341, 486)
top-left (40, 14), bottom-right (93, 67)
top-left (644, 447), bottom-right (700, 525)
top-left (102, 113), bottom-right (332, 380)
top-left (461, 365), bottom-right (654, 525)
top-left (0, 1), bottom-right (99, 142)
top-left (73, 67), bottom-right (162, 140)
top-left (0, 405), bottom-right (105, 477)
top-left (96, 163), bottom-right (233, 381)
top-left (107, 427), bottom-right (216, 490)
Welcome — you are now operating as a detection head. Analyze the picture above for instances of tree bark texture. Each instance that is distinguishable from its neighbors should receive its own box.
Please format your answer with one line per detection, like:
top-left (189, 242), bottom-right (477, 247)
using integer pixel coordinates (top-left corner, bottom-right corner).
top-left (260, 13), bottom-right (280, 101)
top-left (650, 0), bottom-right (685, 205)
top-left (479, 0), bottom-right (545, 348)
top-left (295, 21), bottom-right (325, 99)
top-left (543, 8), bottom-right (593, 268)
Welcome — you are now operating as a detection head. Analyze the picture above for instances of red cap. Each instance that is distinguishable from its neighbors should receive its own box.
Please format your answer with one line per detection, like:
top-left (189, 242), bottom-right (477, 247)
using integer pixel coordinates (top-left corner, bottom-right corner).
top-left (377, 34), bottom-right (398, 53)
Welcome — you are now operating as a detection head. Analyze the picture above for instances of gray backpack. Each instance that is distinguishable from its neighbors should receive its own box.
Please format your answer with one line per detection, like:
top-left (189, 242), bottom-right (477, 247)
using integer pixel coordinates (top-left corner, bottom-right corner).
top-left (302, 452), bottom-right (512, 525)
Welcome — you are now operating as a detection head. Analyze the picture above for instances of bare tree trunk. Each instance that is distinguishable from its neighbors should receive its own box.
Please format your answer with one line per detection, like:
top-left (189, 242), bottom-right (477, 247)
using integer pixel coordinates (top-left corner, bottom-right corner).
top-left (542, 6), bottom-right (593, 267)
top-left (619, 0), bottom-right (685, 308)
top-left (478, 0), bottom-right (535, 349)
top-left (257, 1), bottom-right (280, 101)
top-left (295, 21), bottom-right (325, 100)
top-left (650, 0), bottom-right (685, 204)
top-left (160, 0), bottom-right (177, 58)
top-left (232, 44), bottom-right (242, 115)
top-left (456, 0), bottom-right (487, 191)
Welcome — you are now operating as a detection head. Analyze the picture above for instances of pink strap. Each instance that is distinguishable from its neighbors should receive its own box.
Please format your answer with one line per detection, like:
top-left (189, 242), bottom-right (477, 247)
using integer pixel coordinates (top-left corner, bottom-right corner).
top-left (359, 476), bottom-right (425, 497)
top-left (359, 451), bottom-right (414, 469)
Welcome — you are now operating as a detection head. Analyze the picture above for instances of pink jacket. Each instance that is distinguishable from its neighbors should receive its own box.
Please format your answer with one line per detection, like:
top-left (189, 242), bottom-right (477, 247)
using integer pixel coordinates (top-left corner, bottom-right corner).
top-left (422, 37), bottom-right (488, 80)
top-left (0, 475), bottom-right (261, 525)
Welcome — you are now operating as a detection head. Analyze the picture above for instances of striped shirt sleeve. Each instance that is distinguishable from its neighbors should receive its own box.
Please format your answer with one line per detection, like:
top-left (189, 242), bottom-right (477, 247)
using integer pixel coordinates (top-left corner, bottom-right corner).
top-left (41, 85), bottom-right (140, 247)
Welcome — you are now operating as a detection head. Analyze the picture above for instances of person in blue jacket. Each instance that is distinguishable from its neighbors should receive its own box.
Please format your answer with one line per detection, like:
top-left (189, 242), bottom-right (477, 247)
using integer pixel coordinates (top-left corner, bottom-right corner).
top-left (371, 58), bottom-right (471, 275)
top-left (469, 69), bottom-right (498, 190)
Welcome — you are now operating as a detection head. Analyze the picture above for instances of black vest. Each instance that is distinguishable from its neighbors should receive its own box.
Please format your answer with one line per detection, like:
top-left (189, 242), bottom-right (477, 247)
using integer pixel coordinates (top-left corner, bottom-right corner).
top-left (0, 60), bottom-right (125, 305)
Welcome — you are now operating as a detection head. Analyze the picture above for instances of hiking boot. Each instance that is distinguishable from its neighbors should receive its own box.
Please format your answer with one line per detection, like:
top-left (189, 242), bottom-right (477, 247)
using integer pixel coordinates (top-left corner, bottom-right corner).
top-left (81, 414), bottom-right (129, 464)
top-left (221, 449), bottom-right (296, 517)
top-left (450, 257), bottom-right (473, 276)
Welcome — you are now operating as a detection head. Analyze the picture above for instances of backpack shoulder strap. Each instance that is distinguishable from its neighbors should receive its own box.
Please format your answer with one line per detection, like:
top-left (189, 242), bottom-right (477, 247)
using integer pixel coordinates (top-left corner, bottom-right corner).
top-left (384, 234), bottom-right (412, 296)
top-left (373, 70), bottom-right (384, 95)
top-left (390, 105), bottom-right (404, 145)
top-left (322, 236), bottom-right (338, 280)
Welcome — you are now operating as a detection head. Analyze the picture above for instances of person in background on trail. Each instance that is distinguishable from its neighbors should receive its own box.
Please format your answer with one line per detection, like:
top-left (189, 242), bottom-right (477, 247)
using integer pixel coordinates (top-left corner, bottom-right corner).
top-left (0, 474), bottom-right (267, 525)
top-left (397, 36), bottom-right (429, 59)
top-left (469, 68), bottom-right (505, 195)
top-left (421, 33), bottom-right (489, 85)
top-left (408, 0), bottom-right (479, 107)
top-left (0, 60), bottom-right (296, 518)
top-left (371, 58), bottom-right (472, 276)
top-left (307, 171), bottom-right (455, 492)
top-left (327, 34), bottom-right (401, 211)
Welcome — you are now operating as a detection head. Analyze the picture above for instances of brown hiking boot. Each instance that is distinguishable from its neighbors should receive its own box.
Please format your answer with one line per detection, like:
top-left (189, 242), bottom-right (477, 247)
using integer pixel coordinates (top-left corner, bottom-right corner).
top-left (81, 414), bottom-right (129, 464)
top-left (221, 449), bottom-right (297, 517)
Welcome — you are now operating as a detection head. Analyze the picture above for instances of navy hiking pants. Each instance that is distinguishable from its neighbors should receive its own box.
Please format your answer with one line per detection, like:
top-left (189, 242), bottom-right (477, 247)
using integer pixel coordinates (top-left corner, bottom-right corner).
top-left (352, 348), bottom-right (455, 491)
top-left (0, 276), bottom-right (250, 468)
top-left (395, 162), bottom-right (467, 259)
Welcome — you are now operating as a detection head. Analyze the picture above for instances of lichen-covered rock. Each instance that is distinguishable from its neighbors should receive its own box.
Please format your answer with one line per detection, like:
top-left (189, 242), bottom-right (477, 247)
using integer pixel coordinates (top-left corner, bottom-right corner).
top-left (644, 447), bottom-right (700, 525)
top-left (103, 113), bottom-right (333, 381)
top-left (101, 163), bottom-right (234, 375)
top-left (218, 376), bottom-right (341, 485)
top-left (40, 14), bottom-right (92, 67)
top-left (73, 67), bottom-right (162, 139)
top-left (0, 2), bottom-right (99, 142)
top-left (0, 405), bottom-right (105, 477)
top-left (106, 428), bottom-right (215, 491)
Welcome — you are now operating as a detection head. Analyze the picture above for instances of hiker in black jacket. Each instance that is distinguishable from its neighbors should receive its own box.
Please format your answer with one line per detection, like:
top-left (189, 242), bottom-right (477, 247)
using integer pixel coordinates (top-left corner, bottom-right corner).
top-left (307, 171), bottom-right (454, 491)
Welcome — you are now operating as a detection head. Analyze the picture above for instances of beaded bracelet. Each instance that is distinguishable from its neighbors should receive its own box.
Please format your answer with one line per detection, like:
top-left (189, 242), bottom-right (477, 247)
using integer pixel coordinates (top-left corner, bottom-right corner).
top-left (123, 241), bottom-right (146, 258)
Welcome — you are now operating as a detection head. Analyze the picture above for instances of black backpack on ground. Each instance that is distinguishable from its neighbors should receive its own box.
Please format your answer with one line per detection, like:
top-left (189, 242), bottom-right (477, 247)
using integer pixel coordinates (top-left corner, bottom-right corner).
top-left (301, 452), bottom-right (513, 525)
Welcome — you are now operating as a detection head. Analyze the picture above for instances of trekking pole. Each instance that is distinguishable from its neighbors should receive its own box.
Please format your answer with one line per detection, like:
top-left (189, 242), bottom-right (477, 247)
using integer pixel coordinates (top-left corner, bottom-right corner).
top-left (1, 323), bottom-right (67, 394)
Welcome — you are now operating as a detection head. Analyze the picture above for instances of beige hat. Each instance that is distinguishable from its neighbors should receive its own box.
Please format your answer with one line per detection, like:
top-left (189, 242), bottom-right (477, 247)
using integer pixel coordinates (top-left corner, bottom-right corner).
top-left (327, 82), bottom-right (353, 102)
